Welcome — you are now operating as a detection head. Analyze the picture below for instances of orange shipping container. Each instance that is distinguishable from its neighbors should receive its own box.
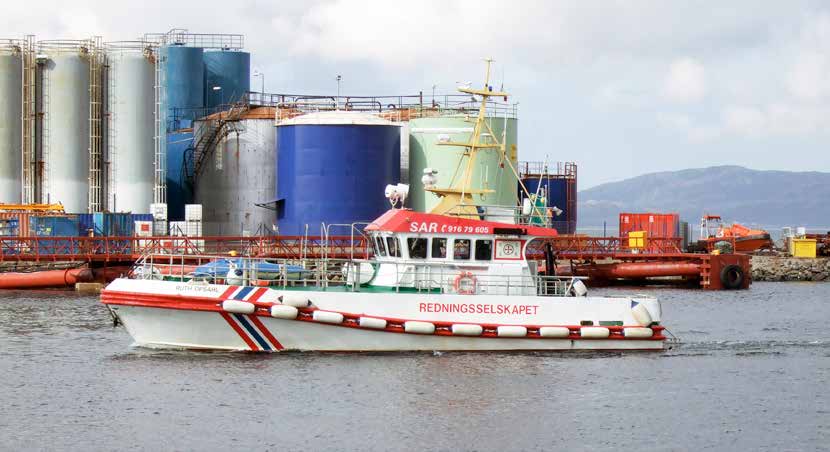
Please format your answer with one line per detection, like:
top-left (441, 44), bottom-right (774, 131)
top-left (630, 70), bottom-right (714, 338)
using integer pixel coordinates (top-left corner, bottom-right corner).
top-left (619, 212), bottom-right (680, 238)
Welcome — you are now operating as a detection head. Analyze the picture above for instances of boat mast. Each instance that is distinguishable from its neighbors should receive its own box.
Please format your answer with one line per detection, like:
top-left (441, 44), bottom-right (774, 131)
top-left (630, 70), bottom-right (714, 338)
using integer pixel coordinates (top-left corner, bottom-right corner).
top-left (427, 59), bottom-right (507, 218)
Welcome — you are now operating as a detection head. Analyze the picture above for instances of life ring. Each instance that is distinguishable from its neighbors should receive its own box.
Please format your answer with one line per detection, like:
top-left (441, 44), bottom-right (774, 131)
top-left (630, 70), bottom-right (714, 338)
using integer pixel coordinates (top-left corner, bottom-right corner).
top-left (453, 272), bottom-right (477, 295)
top-left (720, 264), bottom-right (744, 290)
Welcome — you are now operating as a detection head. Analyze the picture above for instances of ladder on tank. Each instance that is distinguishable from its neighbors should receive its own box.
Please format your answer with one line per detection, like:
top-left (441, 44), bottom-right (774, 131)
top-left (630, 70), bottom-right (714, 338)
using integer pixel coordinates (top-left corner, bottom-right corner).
top-left (153, 46), bottom-right (166, 205)
top-left (88, 36), bottom-right (104, 213)
top-left (107, 46), bottom-right (118, 212)
top-left (21, 35), bottom-right (37, 204)
top-left (185, 101), bottom-right (248, 188)
top-left (39, 46), bottom-right (51, 204)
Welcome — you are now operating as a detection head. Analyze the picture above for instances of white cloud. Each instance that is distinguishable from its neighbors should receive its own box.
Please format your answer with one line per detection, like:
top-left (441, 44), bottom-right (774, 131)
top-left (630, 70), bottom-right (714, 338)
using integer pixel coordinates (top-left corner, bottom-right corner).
top-left (662, 58), bottom-right (706, 103)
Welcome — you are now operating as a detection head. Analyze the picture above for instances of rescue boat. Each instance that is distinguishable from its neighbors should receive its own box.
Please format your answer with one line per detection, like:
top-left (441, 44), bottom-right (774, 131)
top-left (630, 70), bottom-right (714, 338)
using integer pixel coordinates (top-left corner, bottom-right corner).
top-left (698, 215), bottom-right (773, 253)
top-left (100, 60), bottom-right (668, 352)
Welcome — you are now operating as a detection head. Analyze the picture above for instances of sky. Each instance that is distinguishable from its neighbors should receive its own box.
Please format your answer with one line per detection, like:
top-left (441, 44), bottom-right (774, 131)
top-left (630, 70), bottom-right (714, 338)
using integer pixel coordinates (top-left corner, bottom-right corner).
top-left (4, 0), bottom-right (829, 188)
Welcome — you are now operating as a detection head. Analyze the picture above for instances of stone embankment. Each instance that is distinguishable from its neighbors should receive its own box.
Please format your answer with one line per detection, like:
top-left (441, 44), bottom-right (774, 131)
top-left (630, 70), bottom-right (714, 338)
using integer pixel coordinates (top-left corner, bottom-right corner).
top-left (751, 256), bottom-right (830, 281)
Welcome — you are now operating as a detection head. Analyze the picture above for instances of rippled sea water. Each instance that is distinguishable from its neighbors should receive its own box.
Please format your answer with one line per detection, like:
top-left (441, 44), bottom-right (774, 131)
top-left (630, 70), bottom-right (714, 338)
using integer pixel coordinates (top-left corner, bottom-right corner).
top-left (0, 282), bottom-right (828, 451)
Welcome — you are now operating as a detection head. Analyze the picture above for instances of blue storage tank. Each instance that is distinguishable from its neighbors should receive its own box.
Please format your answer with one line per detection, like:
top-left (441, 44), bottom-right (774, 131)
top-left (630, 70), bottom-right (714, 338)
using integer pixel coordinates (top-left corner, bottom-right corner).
top-left (166, 131), bottom-right (195, 221)
top-left (164, 45), bottom-right (204, 129)
top-left (521, 176), bottom-right (577, 234)
top-left (275, 111), bottom-right (401, 235)
top-left (203, 50), bottom-right (250, 109)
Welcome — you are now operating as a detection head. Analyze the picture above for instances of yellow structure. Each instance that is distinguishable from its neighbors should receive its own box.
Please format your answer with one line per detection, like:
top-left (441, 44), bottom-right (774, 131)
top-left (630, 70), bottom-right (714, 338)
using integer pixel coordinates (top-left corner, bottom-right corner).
top-left (628, 231), bottom-right (647, 249)
top-left (0, 203), bottom-right (65, 212)
top-left (791, 238), bottom-right (817, 258)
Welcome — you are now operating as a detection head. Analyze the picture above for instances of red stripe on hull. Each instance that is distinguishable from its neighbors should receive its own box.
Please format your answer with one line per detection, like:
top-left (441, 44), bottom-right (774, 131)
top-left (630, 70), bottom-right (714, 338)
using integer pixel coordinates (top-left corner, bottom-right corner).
top-left (248, 315), bottom-right (284, 350)
top-left (219, 312), bottom-right (258, 351)
top-left (247, 287), bottom-right (268, 303)
top-left (219, 286), bottom-right (238, 300)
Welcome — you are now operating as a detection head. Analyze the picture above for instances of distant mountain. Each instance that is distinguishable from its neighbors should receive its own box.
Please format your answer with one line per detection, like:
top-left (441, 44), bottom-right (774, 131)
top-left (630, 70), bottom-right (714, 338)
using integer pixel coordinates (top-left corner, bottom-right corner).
top-left (578, 166), bottom-right (830, 229)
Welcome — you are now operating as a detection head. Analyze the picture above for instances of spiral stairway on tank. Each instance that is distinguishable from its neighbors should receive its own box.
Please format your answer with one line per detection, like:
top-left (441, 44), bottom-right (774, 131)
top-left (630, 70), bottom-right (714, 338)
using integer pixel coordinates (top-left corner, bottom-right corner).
top-left (183, 101), bottom-right (249, 189)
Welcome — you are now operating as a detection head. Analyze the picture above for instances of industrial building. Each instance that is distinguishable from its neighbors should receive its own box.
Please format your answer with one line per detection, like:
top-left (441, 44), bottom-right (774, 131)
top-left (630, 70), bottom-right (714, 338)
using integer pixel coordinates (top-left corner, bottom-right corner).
top-left (1, 30), bottom-right (578, 237)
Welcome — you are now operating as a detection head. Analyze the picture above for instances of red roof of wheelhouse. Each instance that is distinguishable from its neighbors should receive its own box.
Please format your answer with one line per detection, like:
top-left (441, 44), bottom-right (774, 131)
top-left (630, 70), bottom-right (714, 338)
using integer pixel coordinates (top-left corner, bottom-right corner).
top-left (365, 209), bottom-right (559, 237)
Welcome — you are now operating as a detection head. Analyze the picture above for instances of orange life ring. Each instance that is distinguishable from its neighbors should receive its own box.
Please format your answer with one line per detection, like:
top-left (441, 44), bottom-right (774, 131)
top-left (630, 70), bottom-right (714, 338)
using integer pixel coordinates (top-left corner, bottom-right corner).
top-left (453, 271), bottom-right (477, 295)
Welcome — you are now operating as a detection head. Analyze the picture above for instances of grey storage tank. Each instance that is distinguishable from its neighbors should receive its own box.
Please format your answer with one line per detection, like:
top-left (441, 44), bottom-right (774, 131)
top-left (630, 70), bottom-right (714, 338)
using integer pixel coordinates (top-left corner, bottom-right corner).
top-left (0, 40), bottom-right (22, 203)
top-left (105, 42), bottom-right (156, 213)
top-left (38, 40), bottom-right (91, 212)
top-left (193, 107), bottom-right (276, 235)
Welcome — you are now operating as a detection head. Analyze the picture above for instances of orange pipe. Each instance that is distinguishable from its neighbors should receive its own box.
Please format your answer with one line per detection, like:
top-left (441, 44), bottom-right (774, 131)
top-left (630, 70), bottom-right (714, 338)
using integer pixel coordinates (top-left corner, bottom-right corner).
top-left (0, 268), bottom-right (94, 289)
top-left (578, 262), bottom-right (701, 279)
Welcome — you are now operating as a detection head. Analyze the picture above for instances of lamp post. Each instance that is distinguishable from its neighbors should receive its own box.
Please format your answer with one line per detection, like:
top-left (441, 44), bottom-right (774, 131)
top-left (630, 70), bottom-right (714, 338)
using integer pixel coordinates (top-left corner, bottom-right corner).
top-left (336, 74), bottom-right (342, 110)
top-left (212, 85), bottom-right (223, 108)
top-left (253, 70), bottom-right (265, 96)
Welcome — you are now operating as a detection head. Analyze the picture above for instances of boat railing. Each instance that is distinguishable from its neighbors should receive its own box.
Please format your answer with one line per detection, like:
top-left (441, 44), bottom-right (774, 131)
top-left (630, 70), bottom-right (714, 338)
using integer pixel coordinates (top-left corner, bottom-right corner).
top-left (130, 254), bottom-right (583, 297)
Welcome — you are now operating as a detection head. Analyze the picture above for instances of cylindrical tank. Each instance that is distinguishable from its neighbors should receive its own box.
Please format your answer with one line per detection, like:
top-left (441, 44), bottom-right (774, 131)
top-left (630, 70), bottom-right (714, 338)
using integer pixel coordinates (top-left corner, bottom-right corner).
top-left (408, 116), bottom-right (518, 212)
top-left (164, 45), bottom-right (204, 128)
top-left (203, 50), bottom-right (250, 109)
top-left (39, 42), bottom-right (90, 212)
top-left (106, 43), bottom-right (155, 213)
top-left (276, 111), bottom-right (400, 235)
top-left (521, 176), bottom-right (577, 234)
top-left (0, 43), bottom-right (22, 203)
top-left (194, 108), bottom-right (276, 235)
top-left (166, 130), bottom-right (194, 221)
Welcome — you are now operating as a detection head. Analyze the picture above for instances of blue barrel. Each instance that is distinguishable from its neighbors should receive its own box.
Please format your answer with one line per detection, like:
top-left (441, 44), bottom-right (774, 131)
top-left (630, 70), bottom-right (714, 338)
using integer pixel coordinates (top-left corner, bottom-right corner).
top-left (164, 45), bottom-right (204, 128)
top-left (275, 112), bottom-right (401, 235)
top-left (166, 131), bottom-right (195, 221)
top-left (203, 51), bottom-right (250, 109)
top-left (521, 177), bottom-right (576, 234)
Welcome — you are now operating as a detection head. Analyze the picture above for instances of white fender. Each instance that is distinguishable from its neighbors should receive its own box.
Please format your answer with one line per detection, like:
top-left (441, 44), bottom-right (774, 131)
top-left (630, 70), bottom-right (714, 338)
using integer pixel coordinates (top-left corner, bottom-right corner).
top-left (404, 321), bottom-right (435, 334)
top-left (359, 317), bottom-right (387, 329)
top-left (312, 310), bottom-right (344, 324)
top-left (222, 299), bottom-right (255, 315)
top-left (623, 327), bottom-right (653, 338)
top-left (580, 326), bottom-right (610, 338)
top-left (631, 303), bottom-right (653, 326)
top-left (497, 326), bottom-right (527, 337)
top-left (539, 326), bottom-right (571, 338)
top-left (281, 294), bottom-right (312, 308)
top-left (270, 304), bottom-right (298, 320)
top-left (451, 324), bottom-right (483, 336)
top-left (571, 279), bottom-right (588, 296)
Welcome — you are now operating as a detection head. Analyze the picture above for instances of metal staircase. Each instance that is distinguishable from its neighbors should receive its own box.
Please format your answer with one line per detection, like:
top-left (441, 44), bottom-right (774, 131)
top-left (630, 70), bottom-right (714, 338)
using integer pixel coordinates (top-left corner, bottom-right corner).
top-left (184, 101), bottom-right (248, 188)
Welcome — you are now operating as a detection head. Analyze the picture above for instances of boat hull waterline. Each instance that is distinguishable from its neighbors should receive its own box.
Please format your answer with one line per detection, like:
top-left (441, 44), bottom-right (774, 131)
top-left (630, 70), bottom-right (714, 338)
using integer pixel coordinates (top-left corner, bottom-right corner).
top-left (102, 279), bottom-right (666, 352)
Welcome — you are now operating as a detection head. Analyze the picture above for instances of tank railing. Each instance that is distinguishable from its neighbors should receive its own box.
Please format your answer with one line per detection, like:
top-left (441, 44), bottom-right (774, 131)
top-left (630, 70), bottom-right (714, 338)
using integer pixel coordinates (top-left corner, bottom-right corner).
top-left (519, 161), bottom-right (578, 178)
top-left (103, 41), bottom-right (156, 51)
top-left (36, 39), bottom-right (95, 53)
top-left (0, 39), bottom-right (23, 51)
top-left (143, 31), bottom-right (244, 50)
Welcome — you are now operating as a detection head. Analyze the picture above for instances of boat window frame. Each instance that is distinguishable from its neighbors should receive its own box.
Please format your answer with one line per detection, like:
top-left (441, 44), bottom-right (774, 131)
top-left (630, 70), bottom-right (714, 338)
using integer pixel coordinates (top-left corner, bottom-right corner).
top-left (431, 237), bottom-right (448, 259)
top-left (374, 235), bottom-right (387, 257)
top-left (453, 238), bottom-right (471, 260)
top-left (386, 236), bottom-right (402, 258)
top-left (474, 239), bottom-right (493, 261)
top-left (407, 237), bottom-right (428, 259)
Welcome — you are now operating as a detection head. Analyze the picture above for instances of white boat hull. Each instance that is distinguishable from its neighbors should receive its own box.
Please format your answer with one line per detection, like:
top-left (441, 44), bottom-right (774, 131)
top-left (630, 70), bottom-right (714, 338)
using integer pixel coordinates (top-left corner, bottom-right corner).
top-left (103, 279), bottom-right (666, 352)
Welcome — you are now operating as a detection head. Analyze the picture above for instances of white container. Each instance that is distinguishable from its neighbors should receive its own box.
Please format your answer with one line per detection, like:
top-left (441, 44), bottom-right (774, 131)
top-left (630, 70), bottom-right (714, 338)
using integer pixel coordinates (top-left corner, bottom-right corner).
top-left (539, 326), bottom-right (571, 338)
top-left (134, 221), bottom-right (153, 237)
top-left (185, 204), bottom-right (203, 221)
top-left (150, 203), bottom-right (167, 220)
top-left (152, 220), bottom-right (168, 236)
top-left (796, 226), bottom-right (807, 237)
top-left (185, 220), bottom-right (202, 237)
top-left (169, 221), bottom-right (187, 237)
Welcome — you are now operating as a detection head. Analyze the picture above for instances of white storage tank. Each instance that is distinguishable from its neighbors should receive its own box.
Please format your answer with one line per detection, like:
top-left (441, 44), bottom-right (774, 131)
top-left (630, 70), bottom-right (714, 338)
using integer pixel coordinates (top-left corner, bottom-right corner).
top-left (38, 41), bottom-right (91, 212)
top-left (0, 40), bottom-right (22, 203)
top-left (105, 42), bottom-right (155, 213)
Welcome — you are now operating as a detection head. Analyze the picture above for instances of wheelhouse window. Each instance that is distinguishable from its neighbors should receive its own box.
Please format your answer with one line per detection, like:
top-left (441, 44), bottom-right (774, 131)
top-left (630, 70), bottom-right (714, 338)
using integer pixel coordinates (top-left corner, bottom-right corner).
top-left (475, 239), bottom-right (492, 261)
top-left (374, 236), bottom-right (387, 256)
top-left (386, 237), bottom-right (401, 257)
top-left (453, 239), bottom-right (471, 260)
top-left (407, 238), bottom-right (427, 259)
top-left (431, 237), bottom-right (447, 258)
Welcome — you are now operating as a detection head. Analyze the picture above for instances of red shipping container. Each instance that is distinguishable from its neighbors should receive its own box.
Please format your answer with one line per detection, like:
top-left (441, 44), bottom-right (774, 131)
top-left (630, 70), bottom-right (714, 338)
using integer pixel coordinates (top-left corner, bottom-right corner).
top-left (619, 212), bottom-right (680, 238)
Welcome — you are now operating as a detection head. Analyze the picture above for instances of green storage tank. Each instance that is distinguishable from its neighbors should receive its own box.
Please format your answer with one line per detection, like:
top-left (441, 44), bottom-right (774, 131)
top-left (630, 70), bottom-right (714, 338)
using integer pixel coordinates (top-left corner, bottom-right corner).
top-left (408, 116), bottom-right (518, 212)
